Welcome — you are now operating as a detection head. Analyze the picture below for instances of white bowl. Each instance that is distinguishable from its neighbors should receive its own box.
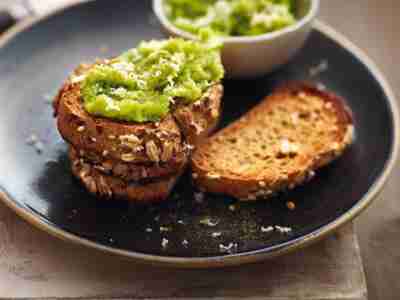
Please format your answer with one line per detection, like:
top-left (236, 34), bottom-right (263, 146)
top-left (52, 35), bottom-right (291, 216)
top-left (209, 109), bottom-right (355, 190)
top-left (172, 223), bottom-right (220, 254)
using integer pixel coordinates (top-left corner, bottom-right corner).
top-left (153, 0), bottom-right (320, 78)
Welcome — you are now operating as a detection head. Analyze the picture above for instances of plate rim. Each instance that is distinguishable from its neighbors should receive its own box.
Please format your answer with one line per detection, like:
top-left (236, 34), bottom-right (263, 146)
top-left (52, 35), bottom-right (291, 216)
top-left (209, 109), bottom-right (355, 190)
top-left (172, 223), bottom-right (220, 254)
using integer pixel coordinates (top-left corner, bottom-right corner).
top-left (0, 1), bottom-right (398, 268)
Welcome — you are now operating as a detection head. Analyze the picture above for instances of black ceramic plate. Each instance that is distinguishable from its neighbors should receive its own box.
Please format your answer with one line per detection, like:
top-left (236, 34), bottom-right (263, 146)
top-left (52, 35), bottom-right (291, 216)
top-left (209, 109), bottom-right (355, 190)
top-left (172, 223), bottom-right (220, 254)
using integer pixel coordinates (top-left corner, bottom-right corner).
top-left (0, 1), bottom-right (398, 268)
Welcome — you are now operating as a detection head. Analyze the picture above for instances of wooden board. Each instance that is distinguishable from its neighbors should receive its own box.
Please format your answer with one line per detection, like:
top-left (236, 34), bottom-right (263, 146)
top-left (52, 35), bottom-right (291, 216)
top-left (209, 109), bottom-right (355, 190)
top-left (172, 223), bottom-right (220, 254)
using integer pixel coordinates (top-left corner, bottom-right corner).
top-left (0, 202), bottom-right (367, 300)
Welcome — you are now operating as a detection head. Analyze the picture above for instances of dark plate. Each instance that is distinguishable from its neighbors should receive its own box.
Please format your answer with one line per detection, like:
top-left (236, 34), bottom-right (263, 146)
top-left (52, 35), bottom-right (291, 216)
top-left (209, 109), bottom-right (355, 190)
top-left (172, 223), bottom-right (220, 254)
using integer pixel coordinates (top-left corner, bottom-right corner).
top-left (0, 0), bottom-right (398, 268)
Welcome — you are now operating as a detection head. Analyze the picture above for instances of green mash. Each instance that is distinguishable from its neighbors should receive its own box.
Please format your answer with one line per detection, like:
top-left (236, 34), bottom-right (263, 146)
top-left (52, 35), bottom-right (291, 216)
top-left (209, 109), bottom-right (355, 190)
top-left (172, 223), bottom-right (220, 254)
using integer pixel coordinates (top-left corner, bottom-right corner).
top-left (164, 0), bottom-right (296, 37)
top-left (78, 38), bottom-right (224, 123)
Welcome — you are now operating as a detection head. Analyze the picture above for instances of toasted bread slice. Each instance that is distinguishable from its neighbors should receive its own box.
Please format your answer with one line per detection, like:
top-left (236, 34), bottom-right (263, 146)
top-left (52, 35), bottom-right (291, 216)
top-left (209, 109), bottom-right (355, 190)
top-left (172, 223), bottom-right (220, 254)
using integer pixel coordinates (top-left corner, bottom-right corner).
top-left (191, 83), bottom-right (354, 201)
top-left (69, 147), bottom-right (181, 203)
top-left (55, 63), bottom-right (223, 202)
top-left (69, 146), bottom-right (188, 182)
top-left (54, 64), bottom-right (222, 167)
top-left (55, 82), bottom-right (187, 165)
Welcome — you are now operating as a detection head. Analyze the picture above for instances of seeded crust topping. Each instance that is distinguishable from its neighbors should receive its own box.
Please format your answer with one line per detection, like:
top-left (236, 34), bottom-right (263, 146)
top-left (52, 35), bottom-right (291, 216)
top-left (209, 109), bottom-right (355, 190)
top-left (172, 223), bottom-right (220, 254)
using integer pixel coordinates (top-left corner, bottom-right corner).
top-left (145, 140), bottom-right (161, 163)
top-left (69, 145), bottom-right (188, 183)
top-left (69, 146), bottom-right (183, 203)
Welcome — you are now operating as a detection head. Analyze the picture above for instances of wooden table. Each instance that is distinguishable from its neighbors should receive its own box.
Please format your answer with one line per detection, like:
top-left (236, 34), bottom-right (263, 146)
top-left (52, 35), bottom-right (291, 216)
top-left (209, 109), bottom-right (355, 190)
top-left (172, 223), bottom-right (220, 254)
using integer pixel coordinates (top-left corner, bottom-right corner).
top-left (0, 200), bottom-right (366, 299)
top-left (320, 2), bottom-right (400, 300)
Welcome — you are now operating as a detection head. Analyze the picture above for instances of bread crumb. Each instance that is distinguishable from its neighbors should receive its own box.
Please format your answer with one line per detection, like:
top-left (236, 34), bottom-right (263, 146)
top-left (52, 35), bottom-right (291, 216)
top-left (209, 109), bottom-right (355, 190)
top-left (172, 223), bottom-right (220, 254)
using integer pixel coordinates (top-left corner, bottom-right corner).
top-left (219, 243), bottom-right (238, 254)
top-left (275, 225), bottom-right (292, 234)
top-left (161, 238), bottom-right (169, 249)
top-left (160, 226), bottom-right (171, 232)
top-left (286, 201), bottom-right (296, 210)
top-left (261, 226), bottom-right (274, 233)
top-left (200, 217), bottom-right (219, 227)
top-left (307, 170), bottom-right (316, 181)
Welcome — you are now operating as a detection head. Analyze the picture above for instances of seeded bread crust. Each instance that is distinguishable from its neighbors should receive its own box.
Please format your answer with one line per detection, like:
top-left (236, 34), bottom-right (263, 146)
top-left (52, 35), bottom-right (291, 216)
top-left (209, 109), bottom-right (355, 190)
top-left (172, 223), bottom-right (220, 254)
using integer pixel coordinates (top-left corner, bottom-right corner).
top-left (69, 147), bottom-right (181, 203)
top-left (69, 146), bottom-right (188, 182)
top-left (191, 82), bottom-right (354, 201)
top-left (54, 81), bottom-right (222, 165)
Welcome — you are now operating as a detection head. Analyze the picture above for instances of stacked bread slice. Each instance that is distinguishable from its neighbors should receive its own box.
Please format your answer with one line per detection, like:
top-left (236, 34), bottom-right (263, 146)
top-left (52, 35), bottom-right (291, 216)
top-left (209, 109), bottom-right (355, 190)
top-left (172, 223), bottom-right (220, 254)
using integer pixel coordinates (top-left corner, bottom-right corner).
top-left (54, 65), bottom-right (223, 203)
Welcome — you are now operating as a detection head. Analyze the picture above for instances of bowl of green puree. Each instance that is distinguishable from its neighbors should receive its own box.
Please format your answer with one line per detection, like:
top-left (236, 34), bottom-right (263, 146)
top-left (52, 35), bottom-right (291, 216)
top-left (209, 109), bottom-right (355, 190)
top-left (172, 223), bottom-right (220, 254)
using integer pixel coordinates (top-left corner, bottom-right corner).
top-left (153, 0), bottom-right (320, 78)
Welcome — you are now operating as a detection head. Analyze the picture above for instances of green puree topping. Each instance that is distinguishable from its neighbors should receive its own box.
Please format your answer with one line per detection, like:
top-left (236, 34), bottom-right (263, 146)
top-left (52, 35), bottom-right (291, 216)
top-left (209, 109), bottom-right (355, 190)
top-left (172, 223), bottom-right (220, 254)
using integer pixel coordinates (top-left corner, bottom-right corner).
top-left (165, 0), bottom-right (296, 37)
top-left (79, 38), bottom-right (224, 123)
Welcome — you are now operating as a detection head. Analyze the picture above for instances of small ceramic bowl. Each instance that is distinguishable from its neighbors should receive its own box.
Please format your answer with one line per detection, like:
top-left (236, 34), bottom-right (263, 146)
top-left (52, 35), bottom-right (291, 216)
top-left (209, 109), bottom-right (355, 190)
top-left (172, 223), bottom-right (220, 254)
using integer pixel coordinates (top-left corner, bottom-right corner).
top-left (153, 0), bottom-right (320, 78)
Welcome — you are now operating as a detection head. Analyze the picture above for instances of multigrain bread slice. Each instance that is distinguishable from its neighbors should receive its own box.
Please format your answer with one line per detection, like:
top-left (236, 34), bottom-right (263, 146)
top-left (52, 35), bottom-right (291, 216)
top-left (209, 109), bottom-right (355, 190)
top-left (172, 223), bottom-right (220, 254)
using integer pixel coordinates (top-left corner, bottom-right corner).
top-left (191, 83), bottom-right (354, 201)
top-left (70, 147), bottom-right (181, 203)
top-left (54, 80), bottom-right (222, 166)
top-left (54, 63), bottom-right (223, 202)
top-left (55, 82), bottom-right (187, 165)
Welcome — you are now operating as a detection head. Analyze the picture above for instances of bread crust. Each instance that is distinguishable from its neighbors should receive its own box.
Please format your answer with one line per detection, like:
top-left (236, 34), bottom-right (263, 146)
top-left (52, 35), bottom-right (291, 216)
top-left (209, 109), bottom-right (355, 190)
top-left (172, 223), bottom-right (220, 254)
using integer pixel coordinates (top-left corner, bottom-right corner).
top-left (69, 147), bottom-right (182, 203)
top-left (191, 82), bottom-right (354, 201)
top-left (69, 146), bottom-right (188, 182)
